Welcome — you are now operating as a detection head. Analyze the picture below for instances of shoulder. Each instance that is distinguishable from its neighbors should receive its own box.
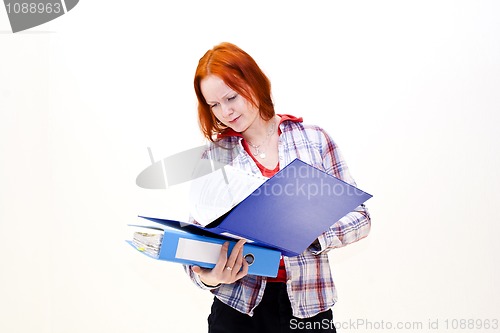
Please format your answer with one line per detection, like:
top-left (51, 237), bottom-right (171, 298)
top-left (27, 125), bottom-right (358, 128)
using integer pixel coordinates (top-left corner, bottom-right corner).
top-left (202, 136), bottom-right (241, 163)
top-left (282, 119), bottom-right (338, 148)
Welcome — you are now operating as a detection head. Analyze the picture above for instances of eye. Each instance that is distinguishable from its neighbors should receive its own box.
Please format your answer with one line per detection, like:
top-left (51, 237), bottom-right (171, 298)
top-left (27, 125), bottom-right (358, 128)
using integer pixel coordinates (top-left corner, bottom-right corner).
top-left (227, 94), bottom-right (238, 102)
top-left (209, 102), bottom-right (219, 109)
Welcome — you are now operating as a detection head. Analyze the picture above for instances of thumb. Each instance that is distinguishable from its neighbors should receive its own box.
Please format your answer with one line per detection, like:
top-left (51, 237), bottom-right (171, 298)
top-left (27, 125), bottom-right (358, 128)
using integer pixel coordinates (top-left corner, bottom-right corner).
top-left (192, 266), bottom-right (201, 274)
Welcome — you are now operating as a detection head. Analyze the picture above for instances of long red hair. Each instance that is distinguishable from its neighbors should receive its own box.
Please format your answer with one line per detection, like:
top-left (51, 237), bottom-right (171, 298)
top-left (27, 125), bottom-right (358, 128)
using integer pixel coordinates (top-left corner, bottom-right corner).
top-left (194, 42), bottom-right (275, 141)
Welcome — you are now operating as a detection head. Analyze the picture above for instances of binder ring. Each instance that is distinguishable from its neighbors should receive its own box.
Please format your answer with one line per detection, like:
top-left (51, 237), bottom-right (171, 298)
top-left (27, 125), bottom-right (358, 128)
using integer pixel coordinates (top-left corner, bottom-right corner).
top-left (244, 253), bottom-right (255, 266)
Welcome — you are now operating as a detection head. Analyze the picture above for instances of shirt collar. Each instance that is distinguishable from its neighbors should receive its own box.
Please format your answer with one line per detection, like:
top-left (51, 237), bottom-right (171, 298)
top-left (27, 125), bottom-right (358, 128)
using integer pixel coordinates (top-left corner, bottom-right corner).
top-left (217, 114), bottom-right (303, 139)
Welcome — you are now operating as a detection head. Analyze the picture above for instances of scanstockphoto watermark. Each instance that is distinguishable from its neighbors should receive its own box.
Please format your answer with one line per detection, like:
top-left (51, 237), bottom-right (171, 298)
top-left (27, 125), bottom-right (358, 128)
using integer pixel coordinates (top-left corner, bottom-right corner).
top-left (135, 147), bottom-right (371, 203)
top-left (251, 164), bottom-right (367, 200)
top-left (290, 318), bottom-right (500, 331)
top-left (3, 0), bottom-right (79, 33)
top-left (289, 319), bottom-right (424, 331)
top-left (252, 178), bottom-right (365, 200)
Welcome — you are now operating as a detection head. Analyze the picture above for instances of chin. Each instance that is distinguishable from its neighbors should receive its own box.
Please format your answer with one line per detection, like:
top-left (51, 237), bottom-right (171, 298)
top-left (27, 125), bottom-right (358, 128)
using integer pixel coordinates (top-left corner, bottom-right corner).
top-left (228, 121), bottom-right (247, 133)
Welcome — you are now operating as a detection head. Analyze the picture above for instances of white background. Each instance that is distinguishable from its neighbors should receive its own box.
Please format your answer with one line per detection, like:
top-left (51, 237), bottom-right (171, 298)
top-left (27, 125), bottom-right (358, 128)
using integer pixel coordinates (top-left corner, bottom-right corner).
top-left (1, 1), bottom-right (500, 332)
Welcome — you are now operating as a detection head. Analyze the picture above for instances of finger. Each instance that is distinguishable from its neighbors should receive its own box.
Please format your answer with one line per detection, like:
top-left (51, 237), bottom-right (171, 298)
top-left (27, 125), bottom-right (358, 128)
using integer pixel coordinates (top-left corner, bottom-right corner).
top-left (214, 242), bottom-right (229, 273)
top-left (231, 242), bottom-right (245, 275)
top-left (225, 239), bottom-right (246, 272)
top-left (235, 257), bottom-right (249, 281)
top-left (192, 265), bottom-right (210, 275)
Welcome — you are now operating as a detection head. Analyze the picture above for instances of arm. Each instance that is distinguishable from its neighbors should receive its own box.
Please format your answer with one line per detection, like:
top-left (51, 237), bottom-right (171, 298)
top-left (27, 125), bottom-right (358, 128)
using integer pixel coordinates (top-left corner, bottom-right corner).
top-left (309, 128), bottom-right (371, 254)
top-left (311, 204), bottom-right (371, 254)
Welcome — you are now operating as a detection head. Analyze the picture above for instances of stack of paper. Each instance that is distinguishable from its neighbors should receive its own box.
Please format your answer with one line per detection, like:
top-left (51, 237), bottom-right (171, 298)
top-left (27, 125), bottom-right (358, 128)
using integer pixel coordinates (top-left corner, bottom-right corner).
top-left (132, 231), bottom-right (163, 257)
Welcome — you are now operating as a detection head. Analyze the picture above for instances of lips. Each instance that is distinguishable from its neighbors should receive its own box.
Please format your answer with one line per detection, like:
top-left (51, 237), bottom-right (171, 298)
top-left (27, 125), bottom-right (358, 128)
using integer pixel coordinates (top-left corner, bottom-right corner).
top-left (228, 116), bottom-right (241, 123)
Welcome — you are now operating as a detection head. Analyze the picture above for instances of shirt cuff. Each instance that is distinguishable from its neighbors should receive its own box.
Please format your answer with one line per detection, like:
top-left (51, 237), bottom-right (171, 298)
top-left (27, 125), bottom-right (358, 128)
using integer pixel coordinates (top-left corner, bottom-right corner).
top-left (193, 271), bottom-right (221, 290)
top-left (309, 235), bottom-right (327, 255)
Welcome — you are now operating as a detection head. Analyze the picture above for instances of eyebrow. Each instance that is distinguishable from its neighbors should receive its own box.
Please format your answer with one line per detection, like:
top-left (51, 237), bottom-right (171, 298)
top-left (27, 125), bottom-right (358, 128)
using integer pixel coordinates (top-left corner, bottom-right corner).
top-left (205, 90), bottom-right (236, 104)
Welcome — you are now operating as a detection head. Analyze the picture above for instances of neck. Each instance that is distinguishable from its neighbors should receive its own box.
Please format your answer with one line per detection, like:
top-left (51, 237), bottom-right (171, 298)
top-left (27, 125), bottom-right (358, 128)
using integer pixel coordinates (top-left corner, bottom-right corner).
top-left (242, 115), bottom-right (279, 145)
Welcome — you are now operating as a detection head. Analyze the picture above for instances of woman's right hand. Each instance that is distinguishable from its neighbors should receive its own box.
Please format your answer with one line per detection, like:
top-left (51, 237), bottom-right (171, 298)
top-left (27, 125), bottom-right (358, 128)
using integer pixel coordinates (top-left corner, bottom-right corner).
top-left (192, 239), bottom-right (248, 287)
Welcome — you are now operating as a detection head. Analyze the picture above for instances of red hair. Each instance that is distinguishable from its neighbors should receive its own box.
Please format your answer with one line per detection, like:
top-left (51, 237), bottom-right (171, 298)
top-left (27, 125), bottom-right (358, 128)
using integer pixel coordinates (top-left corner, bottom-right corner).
top-left (194, 42), bottom-right (275, 141)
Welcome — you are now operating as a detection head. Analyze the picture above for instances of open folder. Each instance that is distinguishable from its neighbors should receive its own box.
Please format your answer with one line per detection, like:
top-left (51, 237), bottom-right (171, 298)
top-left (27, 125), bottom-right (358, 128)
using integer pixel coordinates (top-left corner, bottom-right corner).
top-left (139, 158), bottom-right (372, 257)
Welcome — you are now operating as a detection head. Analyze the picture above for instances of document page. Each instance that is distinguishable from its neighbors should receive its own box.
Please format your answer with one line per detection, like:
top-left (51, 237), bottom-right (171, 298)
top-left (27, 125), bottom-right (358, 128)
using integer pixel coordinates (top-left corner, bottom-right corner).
top-left (189, 165), bottom-right (267, 226)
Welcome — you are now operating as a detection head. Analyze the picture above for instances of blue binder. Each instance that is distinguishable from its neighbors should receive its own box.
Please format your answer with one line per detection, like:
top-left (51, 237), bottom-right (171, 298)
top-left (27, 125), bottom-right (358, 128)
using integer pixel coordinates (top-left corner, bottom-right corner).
top-left (127, 224), bottom-right (281, 278)
top-left (139, 158), bottom-right (372, 257)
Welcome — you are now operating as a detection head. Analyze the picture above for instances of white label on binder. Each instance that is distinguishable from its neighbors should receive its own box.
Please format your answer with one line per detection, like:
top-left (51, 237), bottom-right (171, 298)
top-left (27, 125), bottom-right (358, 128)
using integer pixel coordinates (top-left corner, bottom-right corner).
top-left (175, 238), bottom-right (221, 264)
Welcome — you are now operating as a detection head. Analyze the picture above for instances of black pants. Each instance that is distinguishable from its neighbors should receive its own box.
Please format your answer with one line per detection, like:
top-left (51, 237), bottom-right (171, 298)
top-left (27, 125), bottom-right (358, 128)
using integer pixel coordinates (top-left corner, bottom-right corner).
top-left (208, 283), bottom-right (337, 333)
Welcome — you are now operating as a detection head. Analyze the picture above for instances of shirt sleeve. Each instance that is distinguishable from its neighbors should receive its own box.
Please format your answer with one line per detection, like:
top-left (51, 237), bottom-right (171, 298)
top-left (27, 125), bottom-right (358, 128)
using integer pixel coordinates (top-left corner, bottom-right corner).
top-left (309, 128), bottom-right (371, 255)
top-left (183, 264), bottom-right (221, 290)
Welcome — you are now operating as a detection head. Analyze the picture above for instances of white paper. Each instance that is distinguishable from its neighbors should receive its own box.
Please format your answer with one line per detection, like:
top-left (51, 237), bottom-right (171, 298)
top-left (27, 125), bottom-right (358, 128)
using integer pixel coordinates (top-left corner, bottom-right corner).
top-left (220, 232), bottom-right (254, 243)
top-left (189, 165), bottom-right (267, 226)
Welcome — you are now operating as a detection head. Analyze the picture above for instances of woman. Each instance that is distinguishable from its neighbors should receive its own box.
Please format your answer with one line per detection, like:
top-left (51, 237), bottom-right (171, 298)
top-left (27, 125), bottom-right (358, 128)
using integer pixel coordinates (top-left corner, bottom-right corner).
top-left (185, 42), bottom-right (371, 333)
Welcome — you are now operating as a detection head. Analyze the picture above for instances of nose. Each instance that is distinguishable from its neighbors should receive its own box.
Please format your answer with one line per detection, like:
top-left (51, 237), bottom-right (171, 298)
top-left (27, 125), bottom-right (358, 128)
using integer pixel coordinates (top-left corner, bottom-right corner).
top-left (220, 102), bottom-right (233, 118)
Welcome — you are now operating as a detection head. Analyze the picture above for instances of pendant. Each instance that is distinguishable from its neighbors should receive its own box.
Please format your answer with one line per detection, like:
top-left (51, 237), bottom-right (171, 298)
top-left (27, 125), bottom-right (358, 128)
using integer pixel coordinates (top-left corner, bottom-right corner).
top-left (259, 152), bottom-right (266, 159)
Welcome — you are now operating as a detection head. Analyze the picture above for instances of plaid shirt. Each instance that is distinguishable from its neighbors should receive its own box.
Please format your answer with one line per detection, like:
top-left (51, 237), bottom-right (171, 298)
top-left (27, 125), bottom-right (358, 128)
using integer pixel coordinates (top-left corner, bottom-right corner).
top-left (185, 116), bottom-right (371, 318)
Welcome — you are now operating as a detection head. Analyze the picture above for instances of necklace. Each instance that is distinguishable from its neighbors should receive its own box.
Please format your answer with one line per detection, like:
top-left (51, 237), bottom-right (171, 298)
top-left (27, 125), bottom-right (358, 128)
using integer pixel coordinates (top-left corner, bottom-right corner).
top-left (247, 120), bottom-right (276, 159)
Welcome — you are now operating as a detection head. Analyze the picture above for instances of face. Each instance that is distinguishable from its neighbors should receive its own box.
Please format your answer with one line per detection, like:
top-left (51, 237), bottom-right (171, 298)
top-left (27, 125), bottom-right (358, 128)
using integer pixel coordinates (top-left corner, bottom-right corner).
top-left (200, 75), bottom-right (260, 134)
